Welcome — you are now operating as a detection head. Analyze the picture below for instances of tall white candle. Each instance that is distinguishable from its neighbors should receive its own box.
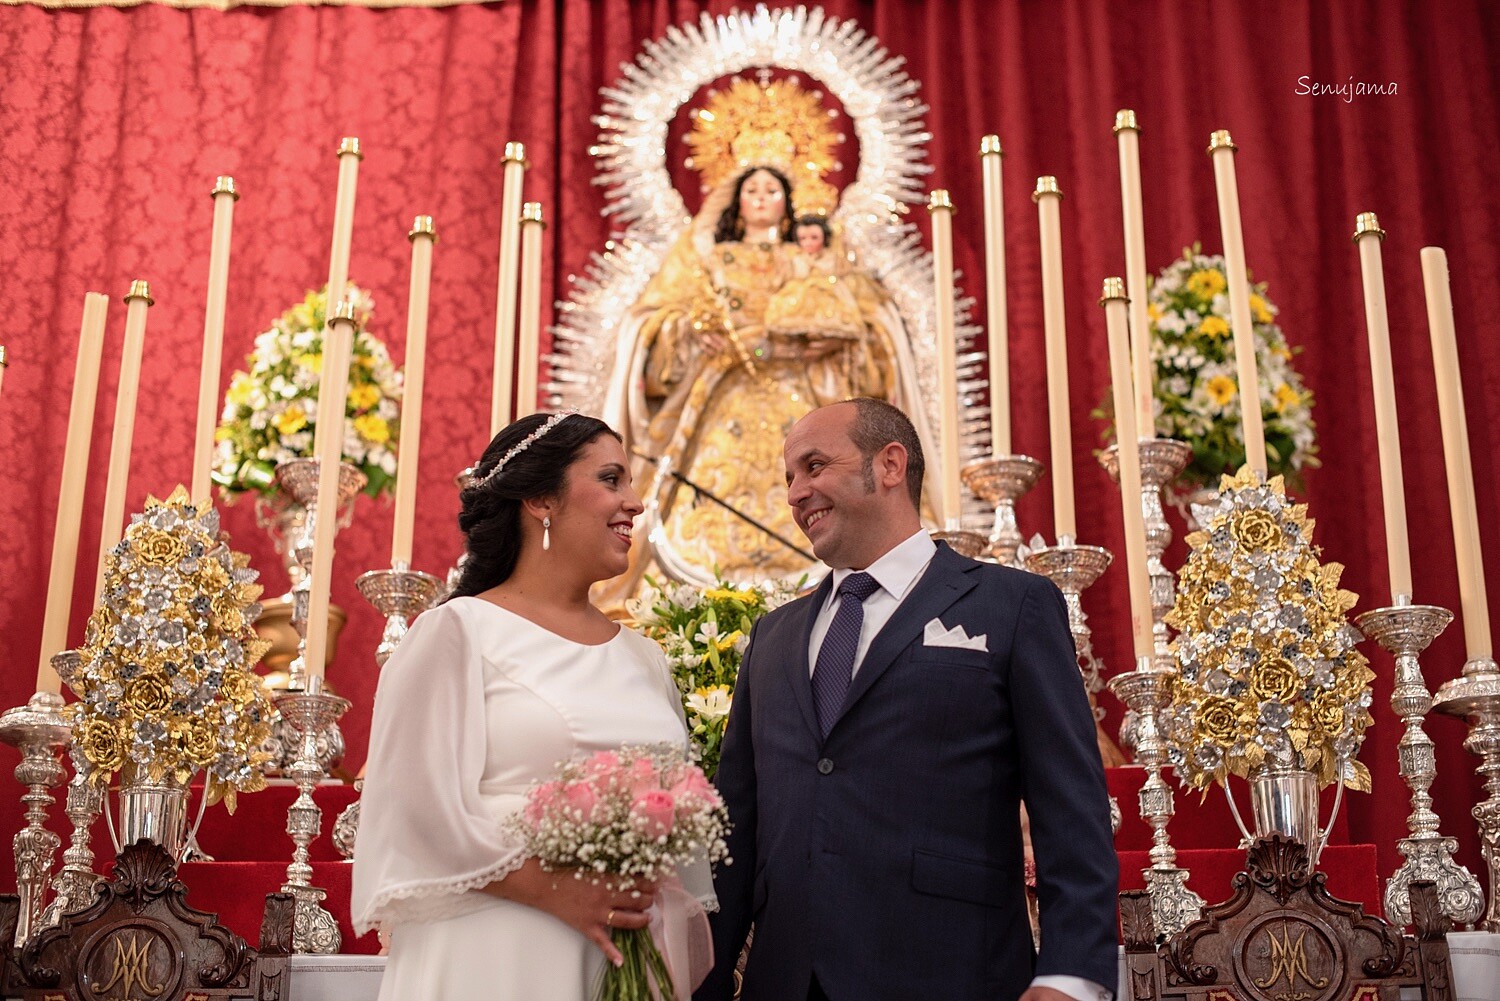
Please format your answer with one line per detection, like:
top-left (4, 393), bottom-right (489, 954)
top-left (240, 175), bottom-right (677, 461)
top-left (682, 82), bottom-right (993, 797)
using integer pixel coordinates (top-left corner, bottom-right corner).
top-left (979, 135), bottom-right (1011, 456)
top-left (515, 202), bottom-right (546, 420)
top-left (928, 190), bottom-right (963, 527)
top-left (1421, 247), bottom-right (1491, 660)
top-left (1115, 111), bottom-right (1155, 439)
top-left (491, 142), bottom-right (528, 436)
top-left (1101, 279), bottom-right (1153, 658)
top-left (326, 139), bottom-right (363, 320)
top-left (304, 305), bottom-right (358, 681)
top-left (37, 293), bottom-right (109, 693)
top-left (1353, 213), bottom-right (1413, 603)
top-left (192, 176), bottom-right (239, 502)
top-left (1207, 131), bottom-right (1267, 476)
top-left (1033, 176), bottom-right (1076, 541)
top-left (94, 281), bottom-right (153, 602)
top-left (390, 217), bottom-right (436, 569)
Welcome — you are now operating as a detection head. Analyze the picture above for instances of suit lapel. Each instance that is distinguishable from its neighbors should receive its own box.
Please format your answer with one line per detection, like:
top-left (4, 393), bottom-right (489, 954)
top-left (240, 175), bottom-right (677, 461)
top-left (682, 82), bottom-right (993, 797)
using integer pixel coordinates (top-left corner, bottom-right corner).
top-left (782, 574), bottom-right (832, 742)
top-left (830, 544), bottom-right (979, 733)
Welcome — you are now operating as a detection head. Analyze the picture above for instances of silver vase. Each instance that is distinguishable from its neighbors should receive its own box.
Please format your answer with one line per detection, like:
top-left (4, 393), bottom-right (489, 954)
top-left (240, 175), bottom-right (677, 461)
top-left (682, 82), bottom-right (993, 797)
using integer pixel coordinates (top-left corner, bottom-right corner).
top-left (110, 780), bottom-right (190, 862)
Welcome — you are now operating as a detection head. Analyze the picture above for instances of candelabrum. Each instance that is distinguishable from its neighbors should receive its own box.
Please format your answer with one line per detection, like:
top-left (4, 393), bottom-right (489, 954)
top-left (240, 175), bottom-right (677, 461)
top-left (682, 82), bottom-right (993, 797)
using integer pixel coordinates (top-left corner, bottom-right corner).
top-left (0, 690), bottom-right (71, 946)
top-left (930, 527), bottom-right (989, 560)
top-left (275, 680), bottom-right (351, 953)
top-left (1109, 657), bottom-right (1203, 937)
top-left (1434, 653), bottom-right (1500, 932)
top-left (960, 455), bottom-right (1044, 567)
top-left (332, 564), bottom-right (445, 860)
top-left (40, 771), bottom-right (103, 929)
top-left (1099, 438), bottom-right (1194, 660)
top-left (1023, 538), bottom-right (1113, 696)
top-left (273, 457), bottom-right (367, 692)
top-left (1355, 601), bottom-right (1484, 927)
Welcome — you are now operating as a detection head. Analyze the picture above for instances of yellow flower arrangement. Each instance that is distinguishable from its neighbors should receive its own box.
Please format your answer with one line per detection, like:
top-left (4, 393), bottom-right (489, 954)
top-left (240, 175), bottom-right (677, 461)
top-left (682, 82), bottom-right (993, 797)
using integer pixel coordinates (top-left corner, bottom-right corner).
top-left (70, 486), bottom-right (276, 810)
top-left (214, 284), bottom-right (402, 499)
top-left (1162, 467), bottom-right (1374, 792)
top-left (1096, 245), bottom-right (1319, 491)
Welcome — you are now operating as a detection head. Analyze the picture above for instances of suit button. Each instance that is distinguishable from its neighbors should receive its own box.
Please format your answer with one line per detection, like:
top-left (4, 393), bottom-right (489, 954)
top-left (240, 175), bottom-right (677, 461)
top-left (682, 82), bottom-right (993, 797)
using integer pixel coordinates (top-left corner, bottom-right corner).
top-left (817, 758), bottom-right (834, 775)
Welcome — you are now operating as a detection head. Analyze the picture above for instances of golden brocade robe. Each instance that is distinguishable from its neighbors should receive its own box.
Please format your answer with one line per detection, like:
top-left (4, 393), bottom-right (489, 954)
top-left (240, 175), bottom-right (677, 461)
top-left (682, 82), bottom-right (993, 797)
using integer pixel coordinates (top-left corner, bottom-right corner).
top-left (629, 237), bottom-right (899, 583)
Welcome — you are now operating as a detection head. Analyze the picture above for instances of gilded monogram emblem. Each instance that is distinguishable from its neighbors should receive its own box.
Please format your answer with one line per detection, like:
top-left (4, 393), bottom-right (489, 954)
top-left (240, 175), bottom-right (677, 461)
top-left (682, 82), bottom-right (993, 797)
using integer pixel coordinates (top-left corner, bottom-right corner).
top-left (1236, 914), bottom-right (1342, 1001)
top-left (91, 932), bottom-right (165, 999)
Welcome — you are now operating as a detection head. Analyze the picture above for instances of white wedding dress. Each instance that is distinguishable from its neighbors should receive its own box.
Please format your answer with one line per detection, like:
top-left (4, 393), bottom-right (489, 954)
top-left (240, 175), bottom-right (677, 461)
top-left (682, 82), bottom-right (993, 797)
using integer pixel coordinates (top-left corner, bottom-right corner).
top-left (351, 596), bottom-right (703, 999)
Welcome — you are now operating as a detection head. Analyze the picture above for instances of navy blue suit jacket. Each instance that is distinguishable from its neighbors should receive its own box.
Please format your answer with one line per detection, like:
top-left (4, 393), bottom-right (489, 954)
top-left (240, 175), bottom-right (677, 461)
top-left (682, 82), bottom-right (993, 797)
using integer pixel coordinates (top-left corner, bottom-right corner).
top-left (696, 544), bottom-right (1118, 1001)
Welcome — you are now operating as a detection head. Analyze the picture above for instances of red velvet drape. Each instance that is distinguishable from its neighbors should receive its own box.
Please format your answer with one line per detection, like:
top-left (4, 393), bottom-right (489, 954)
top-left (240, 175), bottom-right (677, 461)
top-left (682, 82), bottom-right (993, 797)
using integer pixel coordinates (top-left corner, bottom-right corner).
top-left (3, 0), bottom-right (1498, 895)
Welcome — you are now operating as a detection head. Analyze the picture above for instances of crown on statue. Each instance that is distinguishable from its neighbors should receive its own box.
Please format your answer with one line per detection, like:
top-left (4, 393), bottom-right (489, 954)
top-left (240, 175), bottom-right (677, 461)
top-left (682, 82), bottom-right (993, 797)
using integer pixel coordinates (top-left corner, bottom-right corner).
top-left (686, 74), bottom-right (844, 217)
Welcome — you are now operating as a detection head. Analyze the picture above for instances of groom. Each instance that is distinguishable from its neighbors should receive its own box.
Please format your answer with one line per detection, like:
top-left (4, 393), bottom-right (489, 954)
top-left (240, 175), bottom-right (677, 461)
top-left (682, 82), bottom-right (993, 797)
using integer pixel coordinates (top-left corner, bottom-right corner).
top-left (696, 399), bottom-right (1118, 1001)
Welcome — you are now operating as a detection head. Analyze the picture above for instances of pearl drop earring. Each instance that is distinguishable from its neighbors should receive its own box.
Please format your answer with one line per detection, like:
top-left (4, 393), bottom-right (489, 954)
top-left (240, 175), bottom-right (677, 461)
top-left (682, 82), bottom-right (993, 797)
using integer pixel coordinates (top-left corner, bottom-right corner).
top-left (542, 516), bottom-right (551, 551)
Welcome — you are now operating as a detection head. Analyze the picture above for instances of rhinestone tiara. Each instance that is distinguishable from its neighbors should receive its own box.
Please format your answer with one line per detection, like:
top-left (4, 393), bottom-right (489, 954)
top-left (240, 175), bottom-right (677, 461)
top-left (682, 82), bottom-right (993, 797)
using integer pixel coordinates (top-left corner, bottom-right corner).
top-left (473, 410), bottom-right (578, 487)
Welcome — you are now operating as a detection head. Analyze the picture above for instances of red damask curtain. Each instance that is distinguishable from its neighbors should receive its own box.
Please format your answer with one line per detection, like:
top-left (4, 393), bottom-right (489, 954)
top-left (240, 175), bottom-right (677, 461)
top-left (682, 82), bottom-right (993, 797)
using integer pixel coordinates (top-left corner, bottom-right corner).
top-left (2, 0), bottom-right (1498, 887)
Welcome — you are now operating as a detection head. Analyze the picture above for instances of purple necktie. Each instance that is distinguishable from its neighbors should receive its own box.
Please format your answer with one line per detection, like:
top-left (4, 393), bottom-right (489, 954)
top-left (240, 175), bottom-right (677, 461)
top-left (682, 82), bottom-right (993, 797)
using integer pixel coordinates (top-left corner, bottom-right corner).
top-left (812, 571), bottom-right (880, 738)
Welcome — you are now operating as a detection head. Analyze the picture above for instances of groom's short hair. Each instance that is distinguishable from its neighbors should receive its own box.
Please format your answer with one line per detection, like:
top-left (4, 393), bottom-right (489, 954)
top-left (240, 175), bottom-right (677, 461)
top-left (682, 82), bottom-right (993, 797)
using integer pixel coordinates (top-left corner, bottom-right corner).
top-left (845, 397), bottom-right (925, 510)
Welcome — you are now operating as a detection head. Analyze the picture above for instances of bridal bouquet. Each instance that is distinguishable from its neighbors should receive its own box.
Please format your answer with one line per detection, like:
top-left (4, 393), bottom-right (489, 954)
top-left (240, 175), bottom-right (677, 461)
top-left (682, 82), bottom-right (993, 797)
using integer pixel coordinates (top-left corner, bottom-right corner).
top-left (510, 745), bottom-right (730, 1001)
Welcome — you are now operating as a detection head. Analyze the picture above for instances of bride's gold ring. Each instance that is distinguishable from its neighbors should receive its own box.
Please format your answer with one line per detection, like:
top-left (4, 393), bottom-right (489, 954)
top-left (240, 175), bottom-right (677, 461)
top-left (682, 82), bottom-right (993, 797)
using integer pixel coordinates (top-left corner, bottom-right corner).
top-left (606, 909), bottom-right (615, 927)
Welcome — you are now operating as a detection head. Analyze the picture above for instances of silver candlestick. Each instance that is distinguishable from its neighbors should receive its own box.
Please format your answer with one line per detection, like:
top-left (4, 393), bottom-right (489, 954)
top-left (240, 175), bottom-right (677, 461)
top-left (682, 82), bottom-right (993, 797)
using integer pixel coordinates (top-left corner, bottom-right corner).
top-left (1099, 438), bottom-right (1193, 660)
top-left (1357, 601), bottom-right (1483, 927)
top-left (334, 564), bottom-right (445, 860)
top-left (276, 680), bottom-right (351, 953)
top-left (1435, 654), bottom-right (1500, 932)
top-left (1109, 657), bottom-right (1203, 936)
top-left (930, 528), bottom-right (989, 561)
top-left (272, 457), bottom-right (367, 691)
top-left (40, 771), bottom-right (103, 928)
top-left (0, 691), bottom-right (71, 946)
top-left (961, 455), bottom-right (1044, 567)
top-left (1024, 539), bottom-right (1114, 695)
top-left (355, 564), bottom-right (444, 668)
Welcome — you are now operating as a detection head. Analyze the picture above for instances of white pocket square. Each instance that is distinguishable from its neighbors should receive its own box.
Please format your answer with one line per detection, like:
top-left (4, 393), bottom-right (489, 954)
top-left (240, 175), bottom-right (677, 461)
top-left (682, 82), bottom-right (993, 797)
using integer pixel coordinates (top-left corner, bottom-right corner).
top-left (922, 618), bottom-right (988, 652)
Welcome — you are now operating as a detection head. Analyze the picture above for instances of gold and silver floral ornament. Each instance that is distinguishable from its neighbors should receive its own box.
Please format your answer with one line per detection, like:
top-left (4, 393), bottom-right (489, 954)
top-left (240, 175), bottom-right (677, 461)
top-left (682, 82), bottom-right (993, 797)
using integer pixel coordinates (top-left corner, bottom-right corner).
top-left (1161, 467), bottom-right (1373, 865)
top-left (63, 487), bottom-right (275, 889)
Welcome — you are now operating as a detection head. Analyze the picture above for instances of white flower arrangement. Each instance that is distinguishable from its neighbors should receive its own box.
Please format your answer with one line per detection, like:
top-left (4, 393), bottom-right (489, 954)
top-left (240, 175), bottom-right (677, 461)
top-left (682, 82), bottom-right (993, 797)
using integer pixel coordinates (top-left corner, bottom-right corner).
top-left (213, 285), bottom-right (402, 499)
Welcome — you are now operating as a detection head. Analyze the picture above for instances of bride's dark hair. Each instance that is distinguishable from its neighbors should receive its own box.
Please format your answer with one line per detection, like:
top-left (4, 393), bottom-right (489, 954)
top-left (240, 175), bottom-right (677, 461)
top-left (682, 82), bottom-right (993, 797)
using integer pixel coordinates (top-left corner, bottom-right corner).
top-left (444, 412), bottom-right (621, 600)
top-left (713, 166), bottom-right (796, 244)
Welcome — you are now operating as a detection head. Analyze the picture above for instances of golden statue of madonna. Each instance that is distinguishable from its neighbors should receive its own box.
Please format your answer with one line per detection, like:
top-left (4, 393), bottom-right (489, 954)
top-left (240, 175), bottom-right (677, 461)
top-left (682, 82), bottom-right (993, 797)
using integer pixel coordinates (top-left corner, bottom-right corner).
top-left (555, 11), bottom-right (972, 592)
top-left (599, 79), bottom-right (935, 588)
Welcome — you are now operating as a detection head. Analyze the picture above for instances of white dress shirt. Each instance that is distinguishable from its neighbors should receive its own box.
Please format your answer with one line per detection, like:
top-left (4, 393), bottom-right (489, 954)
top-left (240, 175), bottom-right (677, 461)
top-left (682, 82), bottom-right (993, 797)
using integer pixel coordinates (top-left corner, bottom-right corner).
top-left (807, 530), bottom-right (1114, 1001)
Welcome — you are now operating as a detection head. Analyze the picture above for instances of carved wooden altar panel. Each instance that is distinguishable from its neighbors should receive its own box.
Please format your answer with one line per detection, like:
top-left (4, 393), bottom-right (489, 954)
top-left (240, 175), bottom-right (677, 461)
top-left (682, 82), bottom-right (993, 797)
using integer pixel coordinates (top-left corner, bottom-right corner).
top-left (0, 840), bottom-right (293, 1001)
top-left (1120, 835), bottom-right (1455, 1001)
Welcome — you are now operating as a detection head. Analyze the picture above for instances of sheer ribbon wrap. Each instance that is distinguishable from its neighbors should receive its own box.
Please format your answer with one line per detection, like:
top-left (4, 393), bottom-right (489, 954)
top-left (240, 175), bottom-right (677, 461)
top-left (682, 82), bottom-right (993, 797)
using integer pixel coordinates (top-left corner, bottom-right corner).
top-left (650, 873), bottom-right (715, 998)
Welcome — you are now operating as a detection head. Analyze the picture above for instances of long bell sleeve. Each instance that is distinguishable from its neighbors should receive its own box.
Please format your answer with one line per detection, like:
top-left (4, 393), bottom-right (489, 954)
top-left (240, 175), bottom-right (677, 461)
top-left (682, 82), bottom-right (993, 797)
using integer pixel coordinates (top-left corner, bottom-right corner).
top-left (350, 602), bottom-right (528, 935)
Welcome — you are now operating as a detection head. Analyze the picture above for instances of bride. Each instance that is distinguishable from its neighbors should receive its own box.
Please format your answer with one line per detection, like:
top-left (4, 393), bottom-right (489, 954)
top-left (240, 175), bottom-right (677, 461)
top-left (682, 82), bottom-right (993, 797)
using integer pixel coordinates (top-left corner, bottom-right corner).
top-left (351, 411), bottom-right (713, 999)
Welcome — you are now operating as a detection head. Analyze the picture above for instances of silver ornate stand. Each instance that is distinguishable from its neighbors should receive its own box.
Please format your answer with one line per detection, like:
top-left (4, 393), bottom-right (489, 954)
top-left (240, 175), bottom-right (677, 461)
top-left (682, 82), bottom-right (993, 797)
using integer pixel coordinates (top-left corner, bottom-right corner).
top-left (332, 565), bottom-right (445, 860)
top-left (0, 691), bottom-right (71, 946)
top-left (961, 455), bottom-right (1043, 567)
top-left (1356, 601), bottom-right (1484, 927)
top-left (276, 681), bottom-right (351, 953)
top-left (273, 457), bottom-right (368, 691)
top-left (40, 772), bottom-right (103, 929)
top-left (1109, 658), bottom-right (1203, 937)
top-left (1435, 654), bottom-right (1500, 932)
top-left (355, 564), bottom-right (444, 668)
top-left (1024, 539), bottom-right (1114, 695)
top-left (1099, 438), bottom-right (1193, 660)
top-left (930, 528), bottom-right (990, 561)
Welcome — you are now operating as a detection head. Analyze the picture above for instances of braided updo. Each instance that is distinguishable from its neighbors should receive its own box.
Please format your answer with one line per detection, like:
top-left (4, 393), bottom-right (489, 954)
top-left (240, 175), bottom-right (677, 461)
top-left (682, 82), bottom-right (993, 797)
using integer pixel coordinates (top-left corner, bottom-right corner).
top-left (444, 412), bottom-right (620, 601)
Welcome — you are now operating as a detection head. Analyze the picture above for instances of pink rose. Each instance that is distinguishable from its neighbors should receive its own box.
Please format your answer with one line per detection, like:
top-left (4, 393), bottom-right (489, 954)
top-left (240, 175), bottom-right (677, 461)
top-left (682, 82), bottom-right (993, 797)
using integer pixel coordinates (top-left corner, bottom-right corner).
top-left (669, 768), bottom-right (719, 809)
top-left (562, 782), bottom-right (600, 822)
top-left (585, 750), bottom-right (622, 779)
top-left (525, 781), bottom-right (562, 823)
top-left (627, 757), bottom-right (661, 797)
top-left (631, 790), bottom-right (677, 838)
